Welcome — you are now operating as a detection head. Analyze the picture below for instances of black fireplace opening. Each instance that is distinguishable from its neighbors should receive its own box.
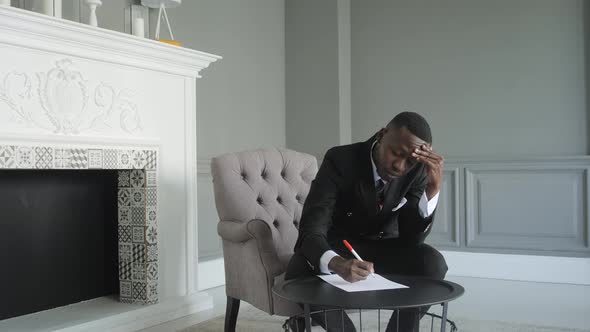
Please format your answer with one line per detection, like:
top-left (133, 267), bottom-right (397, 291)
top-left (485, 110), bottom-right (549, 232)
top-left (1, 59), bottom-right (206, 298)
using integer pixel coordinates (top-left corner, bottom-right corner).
top-left (0, 170), bottom-right (119, 320)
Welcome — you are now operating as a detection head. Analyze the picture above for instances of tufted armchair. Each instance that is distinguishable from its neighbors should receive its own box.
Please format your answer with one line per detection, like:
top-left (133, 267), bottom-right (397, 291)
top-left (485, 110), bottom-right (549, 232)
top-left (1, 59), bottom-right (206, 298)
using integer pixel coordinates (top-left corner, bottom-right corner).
top-left (211, 148), bottom-right (318, 332)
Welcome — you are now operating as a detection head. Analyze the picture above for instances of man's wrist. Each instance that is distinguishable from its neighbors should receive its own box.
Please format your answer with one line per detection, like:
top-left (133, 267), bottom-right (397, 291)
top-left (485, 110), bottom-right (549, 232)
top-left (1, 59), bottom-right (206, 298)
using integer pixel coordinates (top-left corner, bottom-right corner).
top-left (328, 256), bottom-right (346, 274)
top-left (426, 183), bottom-right (440, 200)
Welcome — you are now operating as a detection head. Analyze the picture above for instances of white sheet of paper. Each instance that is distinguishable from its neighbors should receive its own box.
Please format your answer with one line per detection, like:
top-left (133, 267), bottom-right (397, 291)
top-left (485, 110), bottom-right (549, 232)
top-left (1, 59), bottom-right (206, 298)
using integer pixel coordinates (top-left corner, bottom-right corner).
top-left (318, 273), bottom-right (408, 292)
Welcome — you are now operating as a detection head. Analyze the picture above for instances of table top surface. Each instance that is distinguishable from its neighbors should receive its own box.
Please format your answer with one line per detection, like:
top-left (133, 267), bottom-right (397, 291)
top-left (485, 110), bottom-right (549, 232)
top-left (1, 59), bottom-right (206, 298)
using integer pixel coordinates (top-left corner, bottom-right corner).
top-left (273, 274), bottom-right (464, 310)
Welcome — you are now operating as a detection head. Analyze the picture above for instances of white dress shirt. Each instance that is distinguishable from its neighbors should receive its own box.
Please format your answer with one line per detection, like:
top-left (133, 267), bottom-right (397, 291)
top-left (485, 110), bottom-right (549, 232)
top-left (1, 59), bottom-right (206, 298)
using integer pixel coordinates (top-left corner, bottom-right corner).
top-left (318, 142), bottom-right (440, 273)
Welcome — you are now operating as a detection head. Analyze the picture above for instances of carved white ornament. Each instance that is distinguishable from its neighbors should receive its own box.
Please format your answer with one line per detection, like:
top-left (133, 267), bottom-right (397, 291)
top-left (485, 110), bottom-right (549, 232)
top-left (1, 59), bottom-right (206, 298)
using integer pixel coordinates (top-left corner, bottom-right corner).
top-left (0, 59), bottom-right (142, 135)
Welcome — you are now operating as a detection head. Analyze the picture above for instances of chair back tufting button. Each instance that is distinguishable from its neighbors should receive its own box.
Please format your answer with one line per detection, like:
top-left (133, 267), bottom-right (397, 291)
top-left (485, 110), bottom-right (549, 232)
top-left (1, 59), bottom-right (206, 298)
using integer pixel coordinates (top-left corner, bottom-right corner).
top-left (273, 220), bottom-right (279, 227)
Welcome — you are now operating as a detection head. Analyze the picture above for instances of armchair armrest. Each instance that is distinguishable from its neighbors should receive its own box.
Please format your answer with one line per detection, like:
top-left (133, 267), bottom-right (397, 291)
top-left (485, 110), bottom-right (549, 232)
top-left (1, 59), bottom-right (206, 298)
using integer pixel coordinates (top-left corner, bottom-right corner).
top-left (218, 219), bottom-right (284, 275)
top-left (217, 220), bottom-right (254, 243)
top-left (218, 219), bottom-right (278, 252)
top-left (245, 219), bottom-right (276, 254)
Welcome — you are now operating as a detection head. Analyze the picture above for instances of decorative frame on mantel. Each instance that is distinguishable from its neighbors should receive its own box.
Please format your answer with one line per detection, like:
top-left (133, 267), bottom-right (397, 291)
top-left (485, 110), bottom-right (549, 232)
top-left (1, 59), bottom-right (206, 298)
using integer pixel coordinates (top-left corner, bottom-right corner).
top-left (0, 5), bottom-right (221, 330)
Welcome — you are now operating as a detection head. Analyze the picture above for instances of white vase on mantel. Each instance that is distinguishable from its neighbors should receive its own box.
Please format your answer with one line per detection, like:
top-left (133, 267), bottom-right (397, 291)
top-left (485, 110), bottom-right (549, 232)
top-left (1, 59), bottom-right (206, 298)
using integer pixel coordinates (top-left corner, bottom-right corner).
top-left (85, 0), bottom-right (102, 27)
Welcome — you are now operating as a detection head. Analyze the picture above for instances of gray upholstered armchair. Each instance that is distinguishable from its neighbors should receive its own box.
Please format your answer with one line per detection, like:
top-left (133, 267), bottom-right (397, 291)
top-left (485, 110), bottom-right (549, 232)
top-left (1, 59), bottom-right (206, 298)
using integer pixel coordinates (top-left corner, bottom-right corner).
top-left (211, 148), bottom-right (318, 332)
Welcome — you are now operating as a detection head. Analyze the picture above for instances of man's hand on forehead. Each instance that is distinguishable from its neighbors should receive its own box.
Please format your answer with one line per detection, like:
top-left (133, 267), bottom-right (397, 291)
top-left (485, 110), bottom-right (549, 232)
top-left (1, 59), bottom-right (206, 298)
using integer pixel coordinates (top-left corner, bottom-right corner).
top-left (411, 142), bottom-right (444, 200)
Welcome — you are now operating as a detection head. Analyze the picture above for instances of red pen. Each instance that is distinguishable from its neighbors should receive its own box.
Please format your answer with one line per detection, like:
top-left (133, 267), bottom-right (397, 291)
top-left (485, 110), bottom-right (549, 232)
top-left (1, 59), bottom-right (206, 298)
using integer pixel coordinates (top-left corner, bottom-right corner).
top-left (343, 240), bottom-right (375, 277)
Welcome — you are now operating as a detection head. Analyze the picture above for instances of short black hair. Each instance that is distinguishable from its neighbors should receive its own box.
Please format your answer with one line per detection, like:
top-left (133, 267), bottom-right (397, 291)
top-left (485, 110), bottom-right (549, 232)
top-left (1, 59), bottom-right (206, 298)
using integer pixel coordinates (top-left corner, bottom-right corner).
top-left (387, 112), bottom-right (432, 143)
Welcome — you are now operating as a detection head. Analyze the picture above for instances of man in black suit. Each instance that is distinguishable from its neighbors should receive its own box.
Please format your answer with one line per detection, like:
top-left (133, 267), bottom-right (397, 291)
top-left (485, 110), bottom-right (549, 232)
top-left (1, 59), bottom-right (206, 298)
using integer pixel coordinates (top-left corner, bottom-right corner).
top-left (285, 112), bottom-right (448, 332)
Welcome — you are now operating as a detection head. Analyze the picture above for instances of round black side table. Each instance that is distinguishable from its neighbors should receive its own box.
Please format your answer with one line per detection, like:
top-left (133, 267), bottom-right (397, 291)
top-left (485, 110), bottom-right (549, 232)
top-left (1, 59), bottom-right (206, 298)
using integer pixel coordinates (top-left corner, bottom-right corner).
top-left (273, 274), bottom-right (464, 332)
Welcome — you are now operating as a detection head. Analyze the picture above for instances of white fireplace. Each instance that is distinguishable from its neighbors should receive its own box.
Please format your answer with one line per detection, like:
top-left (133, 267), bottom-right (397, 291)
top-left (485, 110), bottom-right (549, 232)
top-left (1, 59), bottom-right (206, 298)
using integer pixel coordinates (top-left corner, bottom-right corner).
top-left (0, 5), bottom-right (220, 331)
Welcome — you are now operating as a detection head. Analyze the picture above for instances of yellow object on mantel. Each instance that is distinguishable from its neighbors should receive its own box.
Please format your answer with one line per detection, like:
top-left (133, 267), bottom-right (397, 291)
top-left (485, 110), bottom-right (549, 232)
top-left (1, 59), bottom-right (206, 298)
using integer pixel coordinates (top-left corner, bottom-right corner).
top-left (157, 39), bottom-right (181, 46)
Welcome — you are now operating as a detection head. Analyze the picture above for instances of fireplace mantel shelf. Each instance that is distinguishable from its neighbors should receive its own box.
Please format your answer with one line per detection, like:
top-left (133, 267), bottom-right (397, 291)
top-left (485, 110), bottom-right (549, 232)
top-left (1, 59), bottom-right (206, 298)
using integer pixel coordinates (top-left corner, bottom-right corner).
top-left (0, 6), bottom-right (221, 77)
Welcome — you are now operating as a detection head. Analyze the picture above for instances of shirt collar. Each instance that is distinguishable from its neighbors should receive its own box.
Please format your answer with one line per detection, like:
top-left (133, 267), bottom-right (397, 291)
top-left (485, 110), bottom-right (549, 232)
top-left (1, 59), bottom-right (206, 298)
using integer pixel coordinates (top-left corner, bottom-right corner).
top-left (370, 140), bottom-right (383, 185)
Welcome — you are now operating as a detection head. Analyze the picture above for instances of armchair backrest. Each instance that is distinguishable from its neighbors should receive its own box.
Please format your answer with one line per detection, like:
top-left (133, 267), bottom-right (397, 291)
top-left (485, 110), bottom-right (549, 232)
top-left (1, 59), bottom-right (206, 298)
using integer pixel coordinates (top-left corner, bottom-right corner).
top-left (211, 147), bottom-right (318, 271)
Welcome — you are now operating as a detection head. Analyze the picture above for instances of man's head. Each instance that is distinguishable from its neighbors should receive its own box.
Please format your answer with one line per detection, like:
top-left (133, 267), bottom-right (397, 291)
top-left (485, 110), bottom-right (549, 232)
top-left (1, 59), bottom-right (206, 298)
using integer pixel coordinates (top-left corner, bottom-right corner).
top-left (373, 112), bottom-right (432, 181)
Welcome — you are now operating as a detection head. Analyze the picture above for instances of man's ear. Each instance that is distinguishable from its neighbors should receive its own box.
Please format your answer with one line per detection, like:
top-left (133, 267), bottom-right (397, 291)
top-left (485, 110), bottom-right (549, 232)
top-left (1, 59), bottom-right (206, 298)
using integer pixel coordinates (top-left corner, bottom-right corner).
top-left (376, 128), bottom-right (387, 142)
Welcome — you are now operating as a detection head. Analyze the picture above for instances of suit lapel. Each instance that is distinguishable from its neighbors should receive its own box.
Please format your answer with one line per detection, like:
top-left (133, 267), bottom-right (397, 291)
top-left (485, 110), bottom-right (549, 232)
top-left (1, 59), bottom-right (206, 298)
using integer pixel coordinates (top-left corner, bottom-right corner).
top-left (356, 137), bottom-right (378, 217)
top-left (378, 163), bottom-right (424, 216)
top-left (379, 177), bottom-right (404, 215)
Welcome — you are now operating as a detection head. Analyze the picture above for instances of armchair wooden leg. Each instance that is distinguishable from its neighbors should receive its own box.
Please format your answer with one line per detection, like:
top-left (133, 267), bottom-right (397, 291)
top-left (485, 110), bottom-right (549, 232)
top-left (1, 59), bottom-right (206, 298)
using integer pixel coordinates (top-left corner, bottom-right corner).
top-left (224, 296), bottom-right (240, 332)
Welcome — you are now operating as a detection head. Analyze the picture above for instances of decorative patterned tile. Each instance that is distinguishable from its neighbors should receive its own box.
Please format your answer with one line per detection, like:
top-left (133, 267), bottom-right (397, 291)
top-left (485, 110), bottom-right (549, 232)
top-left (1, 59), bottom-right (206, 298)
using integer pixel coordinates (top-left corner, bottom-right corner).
top-left (132, 226), bottom-right (145, 243)
top-left (118, 188), bottom-right (131, 207)
top-left (146, 206), bottom-right (157, 225)
top-left (120, 297), bottom-right (134, 304)
top-left (146, 188), bottom-right (157, 206)
top-left (145, 150), bottom-right (157, 170)
top-left (133, 282), bottom-right (147, 301)
top-left (133, 243), bottom-right (146, 263)
top-left (118, 170), bottom-right (130, 187)
top-left (147, 262), bottom-right (158, 281)
top-left (88, 149), bottom-right (103, 169)
top-left (16, 146), bottom-right (34, 168)
top-left (119, 243), bottom-right (132, 261)
top-left (132, 263), bottom-right (146, 281)
top-left (120, 281), bottom-right (132, 298)
top-left (146, 225), bottom-right (157, 244)
top-left (119, 225), bottom-right (132, 243)
top-left (119, 261), bottom-right (132, 281)
top-left (103, 149), bottom-right (118, 169)
top-left (117, 150), bottom-right (132, 169)
top-left (118, 207), bottom-right (131, 225)
top-left (67, 149), bottom-right (88, 169)
top-left (34, 147), bottom-right (53, 168)
top-left (131, 150), bottom-right (147, 169)
top-left (147, 282), bottom-right (158, 302)
top-left (147, 244), bottom-right (158, 263)
top-left (130, 169), bottom-right (145, 188)
top-left (53, 148), bottom-right (68, 169)
top-left (0, 145), bottom-right (16, 168)
top-left (131, 189), bottom-right (145, 207)
top-left (132, 207), bottom-right (145, 225)
top-left (145, 170), bottom-right (157, 187)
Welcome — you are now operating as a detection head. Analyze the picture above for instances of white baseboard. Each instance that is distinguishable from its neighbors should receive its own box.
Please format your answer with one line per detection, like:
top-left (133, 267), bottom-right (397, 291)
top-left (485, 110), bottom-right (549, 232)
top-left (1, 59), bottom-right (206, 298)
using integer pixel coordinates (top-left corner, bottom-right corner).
top-left (197, 252), bottom-right (590, 289)
top-left (55, 292), bottom-right (214, 332)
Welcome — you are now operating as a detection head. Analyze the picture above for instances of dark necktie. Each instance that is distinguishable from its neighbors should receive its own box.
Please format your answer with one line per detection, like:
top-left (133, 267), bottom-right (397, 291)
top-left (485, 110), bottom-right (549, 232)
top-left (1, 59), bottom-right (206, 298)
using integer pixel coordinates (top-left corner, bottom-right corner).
top-left (376, 179), bottom-right (387, 210)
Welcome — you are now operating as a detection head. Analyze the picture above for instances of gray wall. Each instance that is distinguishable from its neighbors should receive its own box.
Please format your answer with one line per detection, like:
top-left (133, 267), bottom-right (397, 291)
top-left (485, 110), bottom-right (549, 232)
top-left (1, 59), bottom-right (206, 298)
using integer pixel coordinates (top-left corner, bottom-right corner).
top-left (284, 0), bottom-right (589, 257)
top-left (351, 0), bottom-right (587, 158)
top-left (161, 0), bottom-right (286, 259)
top-left (348, 0), bottom-right (589, 256)
top-left (161, 0), bottom-right (286, 160)
top-left (285, 0), bottom-right (341, 160)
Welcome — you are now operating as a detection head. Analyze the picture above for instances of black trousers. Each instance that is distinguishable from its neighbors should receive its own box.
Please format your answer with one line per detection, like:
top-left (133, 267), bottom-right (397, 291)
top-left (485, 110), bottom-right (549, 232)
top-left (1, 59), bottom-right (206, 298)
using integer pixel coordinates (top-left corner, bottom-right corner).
top-left (285, 239), bottom-right (448, 332)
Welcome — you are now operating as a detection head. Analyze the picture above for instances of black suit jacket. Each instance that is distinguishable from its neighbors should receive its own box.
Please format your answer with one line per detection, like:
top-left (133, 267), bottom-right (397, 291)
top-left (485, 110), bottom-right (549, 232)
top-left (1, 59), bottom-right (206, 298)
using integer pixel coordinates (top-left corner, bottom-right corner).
top-left (294, 135), bottom-right (435, 273)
